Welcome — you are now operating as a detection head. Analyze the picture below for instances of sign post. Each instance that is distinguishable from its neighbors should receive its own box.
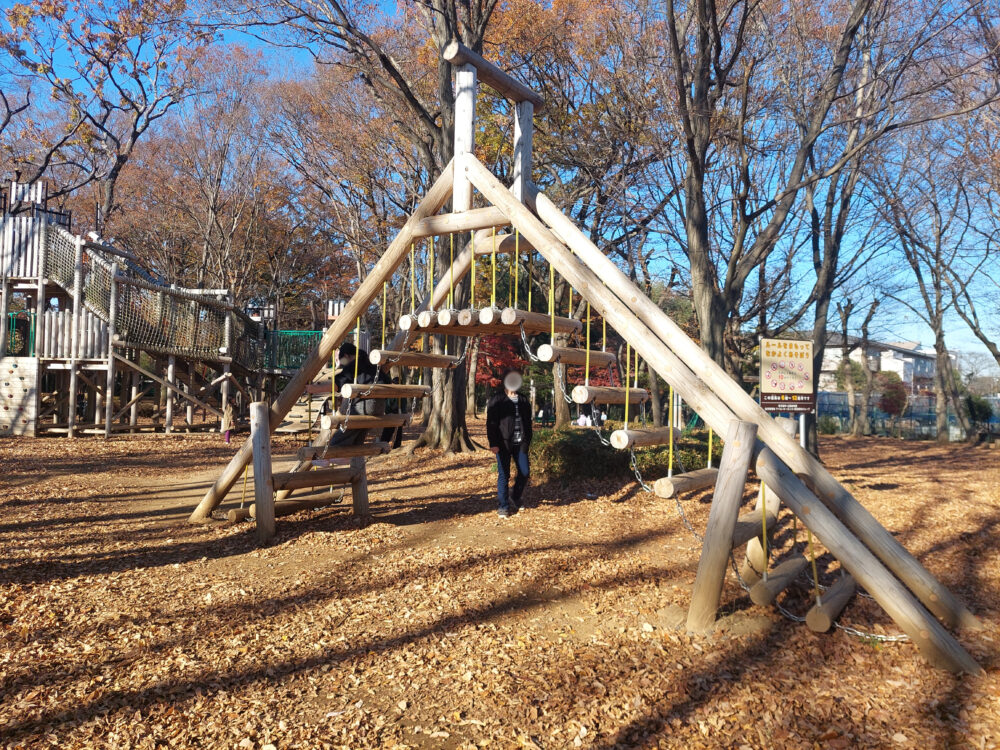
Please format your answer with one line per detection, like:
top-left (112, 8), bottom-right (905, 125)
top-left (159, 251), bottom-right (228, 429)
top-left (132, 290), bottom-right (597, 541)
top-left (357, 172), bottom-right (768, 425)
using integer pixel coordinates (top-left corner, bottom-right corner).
top-left (759, 338), bottom-right (815, 447)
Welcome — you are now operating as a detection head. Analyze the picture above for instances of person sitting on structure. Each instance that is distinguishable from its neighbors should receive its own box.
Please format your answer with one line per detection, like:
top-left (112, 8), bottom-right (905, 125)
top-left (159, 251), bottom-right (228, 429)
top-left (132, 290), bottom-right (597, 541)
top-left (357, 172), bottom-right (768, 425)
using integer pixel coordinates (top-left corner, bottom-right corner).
top-left (325, 341), bottom-right (384, 448)
top-left (486, 368), bottom-right (532, 518)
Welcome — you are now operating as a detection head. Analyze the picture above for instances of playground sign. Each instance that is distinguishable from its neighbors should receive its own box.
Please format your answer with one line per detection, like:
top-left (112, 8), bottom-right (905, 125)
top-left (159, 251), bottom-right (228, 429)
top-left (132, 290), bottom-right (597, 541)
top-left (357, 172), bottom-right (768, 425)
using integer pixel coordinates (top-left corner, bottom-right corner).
top-left (759, 338), bottom-right (815, 413)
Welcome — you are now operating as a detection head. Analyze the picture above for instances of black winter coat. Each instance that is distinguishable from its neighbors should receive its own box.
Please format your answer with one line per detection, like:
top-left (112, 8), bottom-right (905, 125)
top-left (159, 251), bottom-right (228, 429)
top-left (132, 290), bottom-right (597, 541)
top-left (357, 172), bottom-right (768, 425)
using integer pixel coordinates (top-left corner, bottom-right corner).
top-left (332, 353), bottom-right (383, 416)
top-left (486, 391), bottom-right (533, 452)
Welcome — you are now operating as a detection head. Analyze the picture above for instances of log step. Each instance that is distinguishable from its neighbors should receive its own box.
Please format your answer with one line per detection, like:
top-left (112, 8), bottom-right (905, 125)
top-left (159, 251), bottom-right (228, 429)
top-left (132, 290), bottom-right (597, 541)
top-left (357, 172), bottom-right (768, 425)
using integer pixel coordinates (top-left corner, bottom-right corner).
top-left (652, 467), bottom-right (719, 498)
top-left (609, 426), bottom-right (682, 450)
top-left (536, 344), bottom-right (616, 368)
top-left (271, 466), bottom-right (361, 492)
top-left (806, 574), bottom-right (857, 633)
top-left (297, 442), bottom-right (391, 461)
top-left (749, 554), bottom-right (809, 607)
top-left (571, 385), bottom-right (650, 405)
top-left (500, 307), bottom-right (581, 336)
top-left (369, 350), bottom-right (461, 369)
top-left (340, 383), bottom-right (431, 400)
top-left (303, 382), bottom-right (336, 396)
top-left (731, 508), bottom-right (778, 549)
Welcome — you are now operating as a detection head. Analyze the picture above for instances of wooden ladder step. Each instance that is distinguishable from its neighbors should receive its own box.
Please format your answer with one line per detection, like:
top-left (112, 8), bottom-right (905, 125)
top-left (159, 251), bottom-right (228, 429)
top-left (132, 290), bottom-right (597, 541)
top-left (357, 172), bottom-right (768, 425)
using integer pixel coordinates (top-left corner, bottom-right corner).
top-left (652, 467), bottom-right (719, 498)
top-left (536, 344), bottom-right (615, 368)
top-left (323, 413), bottom-right (412, 430)
top-left (271, 465), bottom-right (360, 492)
top-left (609, 426), bottom-right (682, 450)
top-left (369, 350), bottom-right (461, 369)
top-left (297, 442), bottom-right (391, 461)
top-left (340, 383), bottom-right (431, 400)
top-left (806, 574), bottom-right (857, 633)
top-left (571, 385), bottom-right (650, 405)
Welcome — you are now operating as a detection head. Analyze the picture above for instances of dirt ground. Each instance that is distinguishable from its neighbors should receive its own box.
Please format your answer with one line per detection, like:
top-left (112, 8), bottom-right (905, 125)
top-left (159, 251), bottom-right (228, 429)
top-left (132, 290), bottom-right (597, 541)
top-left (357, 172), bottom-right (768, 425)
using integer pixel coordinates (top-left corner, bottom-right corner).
top-left (1, 420), bottom-right (998, 749)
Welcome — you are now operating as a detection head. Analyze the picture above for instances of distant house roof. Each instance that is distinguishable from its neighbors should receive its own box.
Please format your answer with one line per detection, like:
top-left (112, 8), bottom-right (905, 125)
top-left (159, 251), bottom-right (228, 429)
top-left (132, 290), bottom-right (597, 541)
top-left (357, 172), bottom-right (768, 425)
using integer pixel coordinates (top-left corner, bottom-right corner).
top-left (820, 332), bottom-right (936, 362)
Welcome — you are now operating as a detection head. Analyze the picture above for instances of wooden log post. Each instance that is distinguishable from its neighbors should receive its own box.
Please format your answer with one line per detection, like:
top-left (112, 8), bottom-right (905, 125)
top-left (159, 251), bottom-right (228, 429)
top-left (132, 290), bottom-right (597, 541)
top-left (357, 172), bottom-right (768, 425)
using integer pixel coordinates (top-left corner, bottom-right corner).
top-left (250, 402), bottom-right (275, 545)
top-left (453, 63), bottom-right (477, 213)
top-left (687, 421), bottom-right (758, 632)
top-left (806, 574), bottom-right (857, 633)
top-left (189, 163), bottom-right (455, 522)
top-left (750, 554), bottom-right (809, 606)
top-left (67, 235), bottom-right (84, 438)
top-left (103, 262), bottom-right (119, 438)
top-left (129, 367), bottom-right (140, 432)
top-left (33, 220), bottom-right (46, 358)
top-left (164, 355), bottom-right (176, 434)
top-left (350, 455), bottom-right (369, 518)
top-left (466, 156), bottom-right (980, 672)
top-left (512, 100), bottom-right (534, 202)
top-left (0, 280), bottom-right (9, 357)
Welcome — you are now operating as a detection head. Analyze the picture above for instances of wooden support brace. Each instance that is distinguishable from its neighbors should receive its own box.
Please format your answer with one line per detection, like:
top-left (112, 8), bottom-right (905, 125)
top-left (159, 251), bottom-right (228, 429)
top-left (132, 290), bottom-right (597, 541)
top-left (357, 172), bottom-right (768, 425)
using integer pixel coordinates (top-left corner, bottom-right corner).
top-left (731, 508), bottom-right (778, 549)
top-left (411, 206), bottom-right (508, 238)
top-left (687, 421), bottom-right (758, 632)
top-left (113, 354), bottom-right (223, 418)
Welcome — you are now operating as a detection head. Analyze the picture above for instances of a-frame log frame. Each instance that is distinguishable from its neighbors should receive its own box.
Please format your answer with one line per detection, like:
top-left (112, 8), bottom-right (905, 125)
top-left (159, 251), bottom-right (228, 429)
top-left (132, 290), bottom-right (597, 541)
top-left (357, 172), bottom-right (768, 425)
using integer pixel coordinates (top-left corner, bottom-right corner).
top-left (188, 160), bottom-right (456, 523)
top-left (463, 153), bottom-right (980, 673)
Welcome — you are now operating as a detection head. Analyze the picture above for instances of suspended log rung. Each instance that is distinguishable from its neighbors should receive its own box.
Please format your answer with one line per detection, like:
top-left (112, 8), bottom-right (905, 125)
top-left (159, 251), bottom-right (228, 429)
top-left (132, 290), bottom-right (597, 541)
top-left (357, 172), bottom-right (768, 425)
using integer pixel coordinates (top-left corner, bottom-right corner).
top-left (571, 385), bottom-right (649, 405)
top-left (749, 554), bottom-right (809, 607)
top-left (806, 574), bottom-right (857, 633)
top-left (609, 426), bottom-right (682, 451)
top-left (536, 344), bottom-right (616, 368)
top-left (369, 350), bottom-right (462, 369)
top-left (652, 468), bottom-right (719, 498)
top-left (500, 307), bottom-right (581, 335)
top-left (271, 466), bottom-right (361, 492)
top-left (340, 383), bottom-right (432, 400)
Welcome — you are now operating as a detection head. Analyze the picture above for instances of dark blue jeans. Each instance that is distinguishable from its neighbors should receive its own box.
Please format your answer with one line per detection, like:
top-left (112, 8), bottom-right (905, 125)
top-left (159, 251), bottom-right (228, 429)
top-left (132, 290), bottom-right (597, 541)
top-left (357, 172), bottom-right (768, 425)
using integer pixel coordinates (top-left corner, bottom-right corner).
top-left (496, 446), bottom-right (529, 511)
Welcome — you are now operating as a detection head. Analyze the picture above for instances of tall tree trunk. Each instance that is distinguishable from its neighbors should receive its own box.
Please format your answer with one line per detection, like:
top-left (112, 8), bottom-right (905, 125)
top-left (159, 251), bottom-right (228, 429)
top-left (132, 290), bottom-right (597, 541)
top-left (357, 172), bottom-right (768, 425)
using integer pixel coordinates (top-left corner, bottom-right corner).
top-left (647, 360), bottom-right (663, 428)
top-left (465, 337), bottom-right (480, 417)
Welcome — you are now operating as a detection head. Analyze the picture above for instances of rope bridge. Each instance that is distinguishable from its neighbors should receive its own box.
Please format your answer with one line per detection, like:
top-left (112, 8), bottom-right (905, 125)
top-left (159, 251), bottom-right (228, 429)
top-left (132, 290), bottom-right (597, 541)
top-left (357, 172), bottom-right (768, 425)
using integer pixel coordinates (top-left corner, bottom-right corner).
top-left (43, 224), bottom-right (264, 370)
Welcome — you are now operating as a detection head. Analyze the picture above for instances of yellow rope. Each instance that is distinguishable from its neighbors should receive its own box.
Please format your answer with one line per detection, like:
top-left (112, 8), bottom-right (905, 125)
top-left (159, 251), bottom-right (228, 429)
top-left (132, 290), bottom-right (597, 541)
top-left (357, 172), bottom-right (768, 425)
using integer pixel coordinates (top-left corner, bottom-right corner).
top-left (240, 463), bottom-right (249, 508)
top-left (528, 250), bottom-right (533, 310)
top-left (585, 301), bottom-right (591, 386)
top-left (625, 341), bottom-right (631, 426)
top-left (807, 528), bottom-right (822, 606)
top-left (410, 243), bottom-right (416, 314)
top-left (761, 484), bottom-right (769, 581)
top-left (381, 281), bottom-right (387, 350)
top-left (707, 427), bottom-right (713, 468)
top-left (449, 233), bottom-right (455, 309)
top-left (668, 385), bottom-right (674, 478)
top-left (549, 263), bottom-right (554, 339)
top-left (429, 236), bottom-right (435, 308)
top-left (470, 231), bottom-right (476, 309)
top-left (602, 316), bottom-right (606, 351)
top-left (514, 231), bottom-right (520, 308)
top-left (353, 317), bottom-right (360, 383)
top-left (491, 227), bottom-right (497, 308)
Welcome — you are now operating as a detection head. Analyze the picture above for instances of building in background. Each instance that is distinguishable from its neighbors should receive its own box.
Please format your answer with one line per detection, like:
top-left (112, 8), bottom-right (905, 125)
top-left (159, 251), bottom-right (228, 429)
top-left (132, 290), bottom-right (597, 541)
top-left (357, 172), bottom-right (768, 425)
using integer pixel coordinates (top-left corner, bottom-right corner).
top-left (819, 335), bottom-right (945, 394)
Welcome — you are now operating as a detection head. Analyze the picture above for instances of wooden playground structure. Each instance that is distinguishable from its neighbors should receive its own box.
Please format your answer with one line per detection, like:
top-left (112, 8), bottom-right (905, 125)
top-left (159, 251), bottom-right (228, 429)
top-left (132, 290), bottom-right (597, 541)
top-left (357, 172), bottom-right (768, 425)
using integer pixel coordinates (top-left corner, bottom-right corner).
top-left (1, 45), bottom-right (978, 674)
